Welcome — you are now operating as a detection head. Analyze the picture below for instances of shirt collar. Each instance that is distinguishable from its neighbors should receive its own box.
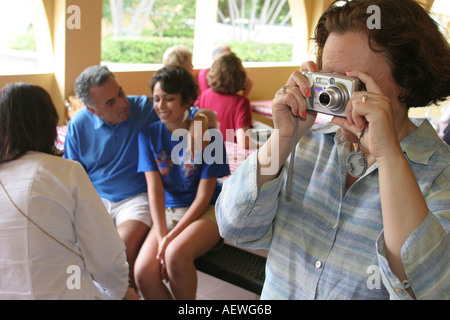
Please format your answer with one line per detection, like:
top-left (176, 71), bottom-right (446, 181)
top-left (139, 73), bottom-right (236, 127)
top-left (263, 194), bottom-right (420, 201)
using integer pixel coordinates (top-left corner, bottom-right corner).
top-left (92, 113), bottom-right (130, 130)
top-left (93, 114), bottom-right (105, 129)
top-left (312, 118), bottom-right (443, 166)
top-left (400, 118), bottom-right (443, 165)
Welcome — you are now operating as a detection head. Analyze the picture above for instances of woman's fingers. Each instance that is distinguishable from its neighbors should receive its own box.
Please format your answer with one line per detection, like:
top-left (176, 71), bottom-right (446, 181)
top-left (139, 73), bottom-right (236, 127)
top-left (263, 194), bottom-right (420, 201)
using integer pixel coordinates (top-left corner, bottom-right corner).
top-left (277, 61), bottom-right (318, 116)
top-left (343, 70), bottom-right (385, 129)
top-left (300, 61), bottom-right (319, 73)
top-left (346, 70), bottom-right (383, 95)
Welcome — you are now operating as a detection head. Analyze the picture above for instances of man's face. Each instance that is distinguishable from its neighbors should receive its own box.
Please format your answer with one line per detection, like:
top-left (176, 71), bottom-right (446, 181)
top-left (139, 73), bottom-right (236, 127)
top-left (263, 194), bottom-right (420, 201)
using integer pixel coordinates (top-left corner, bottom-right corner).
top-left (86, 76), bottom-right (130, 125)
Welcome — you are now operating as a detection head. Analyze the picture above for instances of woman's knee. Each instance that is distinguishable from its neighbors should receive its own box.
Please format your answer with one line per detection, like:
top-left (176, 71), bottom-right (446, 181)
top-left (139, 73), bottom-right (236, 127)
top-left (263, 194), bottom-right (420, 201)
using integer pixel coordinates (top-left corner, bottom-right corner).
top-left (134, 258), bottom-right (160, 288)
top-left (165, 243), bottom-right (191, 277)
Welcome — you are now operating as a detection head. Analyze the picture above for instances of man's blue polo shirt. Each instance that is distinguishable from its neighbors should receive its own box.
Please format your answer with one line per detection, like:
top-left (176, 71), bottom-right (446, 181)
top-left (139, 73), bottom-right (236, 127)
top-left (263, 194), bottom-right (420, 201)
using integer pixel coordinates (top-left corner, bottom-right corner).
top-left (63, 96), bottom-right (159, 202)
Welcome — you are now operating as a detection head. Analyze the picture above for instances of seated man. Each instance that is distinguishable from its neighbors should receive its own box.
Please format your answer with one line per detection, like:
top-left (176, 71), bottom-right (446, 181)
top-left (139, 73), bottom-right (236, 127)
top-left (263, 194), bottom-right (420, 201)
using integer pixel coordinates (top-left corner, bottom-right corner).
top-left (64, 65), bottom-right (159, 288)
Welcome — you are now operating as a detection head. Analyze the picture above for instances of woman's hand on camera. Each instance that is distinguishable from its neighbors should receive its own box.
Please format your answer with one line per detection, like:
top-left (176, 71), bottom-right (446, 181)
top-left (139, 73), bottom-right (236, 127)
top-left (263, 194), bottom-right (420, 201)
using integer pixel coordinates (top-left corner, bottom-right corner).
top-left (257, 62), bottom-right (318, 187)
top-left (331, 70), bottom-right (399, 161)
top-left (272, 61), bottom-right (318, 142)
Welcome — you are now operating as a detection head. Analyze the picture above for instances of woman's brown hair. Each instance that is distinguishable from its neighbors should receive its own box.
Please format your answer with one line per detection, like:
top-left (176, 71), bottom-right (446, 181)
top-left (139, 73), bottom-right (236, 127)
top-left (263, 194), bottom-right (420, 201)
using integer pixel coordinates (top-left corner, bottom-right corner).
top-left (207, 51), bottom-right (247, 94)
top-left (314, 0), bottom-right (450, 108)
top-left (0, 83), bottom-right (60, 162)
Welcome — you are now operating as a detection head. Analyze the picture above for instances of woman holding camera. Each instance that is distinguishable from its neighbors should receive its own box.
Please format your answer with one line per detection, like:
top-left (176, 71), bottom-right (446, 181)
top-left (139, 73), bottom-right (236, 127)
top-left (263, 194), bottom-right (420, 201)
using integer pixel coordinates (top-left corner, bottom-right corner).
top-left (216, 0), bottom-right (450, 299)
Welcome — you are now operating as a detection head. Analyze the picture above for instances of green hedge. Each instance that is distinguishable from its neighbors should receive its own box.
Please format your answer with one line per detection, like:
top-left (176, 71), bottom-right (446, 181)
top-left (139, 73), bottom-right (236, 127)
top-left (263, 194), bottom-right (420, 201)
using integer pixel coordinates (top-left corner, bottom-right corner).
top-left (101, 36), bottom-right (193, 64)
top-left (8, 31), bottom-right (36, 51)
top-left (101, 36), bottom-right (293, 64)
top-left (226, 41), bottom-right (293, 63)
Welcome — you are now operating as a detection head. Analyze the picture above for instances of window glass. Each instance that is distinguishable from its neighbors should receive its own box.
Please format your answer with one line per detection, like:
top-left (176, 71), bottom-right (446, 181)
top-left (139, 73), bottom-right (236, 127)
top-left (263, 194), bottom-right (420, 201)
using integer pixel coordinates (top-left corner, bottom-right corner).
top-left (101, 0), bottom-right (294, 69)
top-left (0, 0), bottom-right (40, 74)
top-left (430, 0), bottom-right (450, 43)
top-left (215, 0), bottom-right (293, 63)
top-left (101, 0), bottom-right (196, 69)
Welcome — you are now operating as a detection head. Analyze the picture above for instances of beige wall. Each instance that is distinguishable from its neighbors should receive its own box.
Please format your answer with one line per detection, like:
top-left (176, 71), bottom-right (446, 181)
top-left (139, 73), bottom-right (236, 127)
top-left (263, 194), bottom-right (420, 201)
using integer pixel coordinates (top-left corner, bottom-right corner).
top-left (114, 65), bottom-right (299, 102)
top-left (0, 0), bottom-right (445, 125)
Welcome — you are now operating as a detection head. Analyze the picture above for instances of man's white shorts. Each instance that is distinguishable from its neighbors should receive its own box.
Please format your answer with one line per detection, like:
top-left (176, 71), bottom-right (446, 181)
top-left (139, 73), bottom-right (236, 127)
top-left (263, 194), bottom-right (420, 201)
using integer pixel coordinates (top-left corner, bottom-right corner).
top-left (102, 193), bottom-right (152, 228)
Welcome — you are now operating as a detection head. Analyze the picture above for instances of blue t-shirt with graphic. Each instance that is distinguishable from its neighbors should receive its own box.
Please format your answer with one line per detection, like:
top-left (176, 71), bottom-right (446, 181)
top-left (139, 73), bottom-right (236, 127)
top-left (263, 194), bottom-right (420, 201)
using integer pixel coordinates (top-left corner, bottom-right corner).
top-left (138, 121), bottom-right (230, 207)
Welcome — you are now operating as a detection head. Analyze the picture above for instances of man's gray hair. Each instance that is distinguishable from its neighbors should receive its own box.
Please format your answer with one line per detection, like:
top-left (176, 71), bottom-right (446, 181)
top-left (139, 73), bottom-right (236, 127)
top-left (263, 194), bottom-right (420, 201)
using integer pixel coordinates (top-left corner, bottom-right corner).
top-left (75, 65), bottom-right (116, 106)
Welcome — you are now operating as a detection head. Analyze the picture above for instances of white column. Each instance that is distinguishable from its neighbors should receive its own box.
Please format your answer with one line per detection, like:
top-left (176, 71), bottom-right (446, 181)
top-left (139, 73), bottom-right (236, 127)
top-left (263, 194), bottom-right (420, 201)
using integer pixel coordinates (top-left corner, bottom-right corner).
top-left (288, 0), bottom-right (309, 64)
top-left (288, 0), bottom-right (335, 64)
top-left (192, 0), bottom-right (219, 69)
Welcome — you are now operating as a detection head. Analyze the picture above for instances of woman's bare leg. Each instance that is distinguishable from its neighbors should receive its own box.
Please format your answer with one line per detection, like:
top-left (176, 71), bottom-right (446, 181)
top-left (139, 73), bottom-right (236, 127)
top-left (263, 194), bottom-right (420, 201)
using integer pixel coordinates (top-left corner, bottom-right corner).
top-left (134, 228), bottom-right (173, 300)
top-left (164, 218), bottom-right (221, 300)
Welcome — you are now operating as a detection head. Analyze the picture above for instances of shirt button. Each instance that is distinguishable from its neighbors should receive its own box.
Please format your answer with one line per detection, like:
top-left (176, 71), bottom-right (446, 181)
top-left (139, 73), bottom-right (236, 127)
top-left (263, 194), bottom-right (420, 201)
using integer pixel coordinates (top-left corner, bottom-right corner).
top-left (315, 260), bottom-right (322, 269)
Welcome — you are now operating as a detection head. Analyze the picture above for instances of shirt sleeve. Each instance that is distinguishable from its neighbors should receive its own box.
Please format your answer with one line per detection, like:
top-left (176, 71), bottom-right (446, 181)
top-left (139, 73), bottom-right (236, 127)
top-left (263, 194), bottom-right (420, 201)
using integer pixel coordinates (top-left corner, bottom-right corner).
top-left (215, 150), bottom-right (284, 249)
top-left (376, 212), bottom-right (450, 300)
top-left (376, 163), bottom-right (450, 300)
top-left (70, 161), bottom-right (129, 300)
top-left (62, 120), bottom-right (83, 166)
top-left (137, 126), bottom-right (158, 173)
top-left (130, 95), bottom-right (160, 125)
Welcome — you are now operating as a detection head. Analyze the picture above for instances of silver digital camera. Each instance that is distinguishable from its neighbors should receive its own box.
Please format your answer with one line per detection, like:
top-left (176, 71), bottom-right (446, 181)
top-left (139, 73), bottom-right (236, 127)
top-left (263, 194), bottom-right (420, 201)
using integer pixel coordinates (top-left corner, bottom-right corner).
top-left (303, 71), bottom-right (364, 117)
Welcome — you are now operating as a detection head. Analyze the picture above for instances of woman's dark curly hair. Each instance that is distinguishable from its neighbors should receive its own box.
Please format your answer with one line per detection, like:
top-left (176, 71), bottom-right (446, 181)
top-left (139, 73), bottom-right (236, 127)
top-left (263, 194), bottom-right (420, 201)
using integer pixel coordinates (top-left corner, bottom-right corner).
top-left (314, 0), bottom-right (450, 108)
top-left (149, 66), bottom-right (198, 105)
top-left (0, 83), bottom-right (59, 163)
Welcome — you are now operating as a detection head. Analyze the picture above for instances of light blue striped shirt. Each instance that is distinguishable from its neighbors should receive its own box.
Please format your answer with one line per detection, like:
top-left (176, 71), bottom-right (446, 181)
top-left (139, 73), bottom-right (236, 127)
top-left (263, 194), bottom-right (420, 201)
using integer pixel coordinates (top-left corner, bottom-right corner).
top-left (216, 119), bottom-right (449, 300)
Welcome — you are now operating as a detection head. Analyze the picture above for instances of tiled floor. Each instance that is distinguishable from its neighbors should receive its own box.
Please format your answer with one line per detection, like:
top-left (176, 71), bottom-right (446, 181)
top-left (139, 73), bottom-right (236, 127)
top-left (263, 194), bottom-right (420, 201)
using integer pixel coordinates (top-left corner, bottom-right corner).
top-left (196, 271), bottom-right (260, 300)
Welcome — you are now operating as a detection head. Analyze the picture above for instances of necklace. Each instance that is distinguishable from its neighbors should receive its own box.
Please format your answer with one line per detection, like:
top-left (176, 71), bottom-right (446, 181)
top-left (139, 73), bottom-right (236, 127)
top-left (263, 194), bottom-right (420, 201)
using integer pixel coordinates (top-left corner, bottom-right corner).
top-left (346, 126), bottom-right (368, 178)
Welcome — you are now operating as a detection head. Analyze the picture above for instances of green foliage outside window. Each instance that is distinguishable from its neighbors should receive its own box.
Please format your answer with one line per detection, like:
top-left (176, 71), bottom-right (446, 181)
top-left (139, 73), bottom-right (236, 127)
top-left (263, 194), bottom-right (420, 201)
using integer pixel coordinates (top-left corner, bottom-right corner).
top-left (102, 37), bottom-right (292, 64)
top-left (102, 37), bottom-right (192, 64)
top-left (8, 29), bottom-right (36, 51)
top-left (102, 0), bottom-right (293, 64)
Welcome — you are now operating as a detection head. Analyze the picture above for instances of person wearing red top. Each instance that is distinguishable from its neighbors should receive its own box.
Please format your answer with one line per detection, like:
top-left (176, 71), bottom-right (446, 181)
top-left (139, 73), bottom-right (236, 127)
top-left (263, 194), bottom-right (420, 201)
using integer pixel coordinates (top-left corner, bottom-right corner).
top-left (197, 44), bottom-right (253, 98)
top-left (197, 51), bottom-right (254, 149)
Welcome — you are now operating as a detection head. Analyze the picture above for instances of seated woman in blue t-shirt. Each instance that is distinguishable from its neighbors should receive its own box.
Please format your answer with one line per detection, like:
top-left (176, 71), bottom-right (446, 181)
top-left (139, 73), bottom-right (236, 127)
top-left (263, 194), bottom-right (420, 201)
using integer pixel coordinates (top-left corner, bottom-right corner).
top-left (135, 66), bottom-right (230, 300)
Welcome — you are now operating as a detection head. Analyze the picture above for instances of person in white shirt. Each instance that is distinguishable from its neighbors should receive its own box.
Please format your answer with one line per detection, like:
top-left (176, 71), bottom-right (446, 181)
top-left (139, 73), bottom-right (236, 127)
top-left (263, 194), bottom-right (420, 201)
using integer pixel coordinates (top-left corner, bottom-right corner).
top-left (0, 82), bottom-right (129, 300)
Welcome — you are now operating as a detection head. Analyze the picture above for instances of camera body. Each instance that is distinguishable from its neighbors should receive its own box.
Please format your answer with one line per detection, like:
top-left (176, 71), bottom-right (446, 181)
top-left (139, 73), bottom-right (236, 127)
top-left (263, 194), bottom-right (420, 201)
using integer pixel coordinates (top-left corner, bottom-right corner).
top-left (303, 71), bottom-right (364, 117)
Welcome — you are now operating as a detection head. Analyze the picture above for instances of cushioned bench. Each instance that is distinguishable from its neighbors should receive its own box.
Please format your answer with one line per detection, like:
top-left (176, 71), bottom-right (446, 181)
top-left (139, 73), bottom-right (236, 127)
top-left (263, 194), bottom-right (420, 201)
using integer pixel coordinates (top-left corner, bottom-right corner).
top-left (194, 243), bottom-right (267, 295)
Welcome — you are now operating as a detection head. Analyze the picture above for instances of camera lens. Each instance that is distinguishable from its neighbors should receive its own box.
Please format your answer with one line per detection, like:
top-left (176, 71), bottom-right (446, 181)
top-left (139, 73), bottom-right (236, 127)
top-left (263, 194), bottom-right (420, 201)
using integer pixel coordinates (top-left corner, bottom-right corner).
top-left (319, 84), bottom-right (349, 111)
top-left (319, 93), bottom-right (331, 106)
